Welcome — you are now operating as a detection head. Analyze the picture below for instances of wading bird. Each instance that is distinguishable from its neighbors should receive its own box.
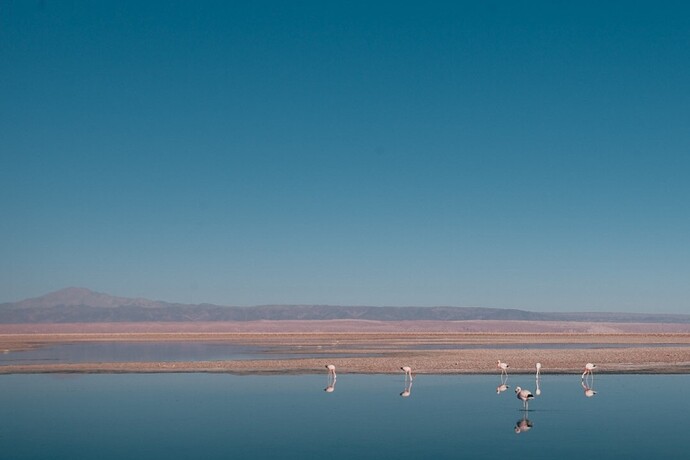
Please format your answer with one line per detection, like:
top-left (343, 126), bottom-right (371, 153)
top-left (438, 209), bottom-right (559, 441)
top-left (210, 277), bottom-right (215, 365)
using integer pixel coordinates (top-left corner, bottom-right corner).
top-left (326, 364), bottom-right (336, 378)
top-left (496, 383), bottom-right (510, 394)
top-left (535, 362), bottom-right (542, 395)
top-left (515, 386), bottom-right (534, 411)
top-left (401, 366), bottom-right (413, 381)
top-left (497, 360), bottom-right (509, 376)
top-left (582, 363), bottom-right (596, 379)
top-left (324, 364), bottom-right (337, 393)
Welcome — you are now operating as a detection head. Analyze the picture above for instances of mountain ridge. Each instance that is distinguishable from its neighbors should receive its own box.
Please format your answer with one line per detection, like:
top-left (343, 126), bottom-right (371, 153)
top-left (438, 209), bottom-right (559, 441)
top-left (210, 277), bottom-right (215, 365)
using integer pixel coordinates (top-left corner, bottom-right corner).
top-left (2, 287), bottom-right (689, 324)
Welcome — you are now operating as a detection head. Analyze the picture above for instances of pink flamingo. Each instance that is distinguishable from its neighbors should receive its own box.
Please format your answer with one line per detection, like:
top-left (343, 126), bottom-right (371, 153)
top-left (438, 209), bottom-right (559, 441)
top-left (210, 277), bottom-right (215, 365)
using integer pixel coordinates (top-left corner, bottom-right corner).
top-left (326, 364), bottom-right (336, 378)
top-left (497, 360), bottom-right (509, 376)
top-left (582, 363), bottom-right (596, 379)
top-left (515, 386), bottom-right (534, 411)
top-left (401, 366), bottom-right (413, 381)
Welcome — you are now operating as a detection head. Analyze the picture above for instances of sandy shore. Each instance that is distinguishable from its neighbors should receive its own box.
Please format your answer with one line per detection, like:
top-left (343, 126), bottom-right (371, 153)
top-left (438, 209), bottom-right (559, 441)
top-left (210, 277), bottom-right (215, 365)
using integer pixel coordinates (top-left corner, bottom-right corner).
top-left (2, 330), bottom-right (690, 374)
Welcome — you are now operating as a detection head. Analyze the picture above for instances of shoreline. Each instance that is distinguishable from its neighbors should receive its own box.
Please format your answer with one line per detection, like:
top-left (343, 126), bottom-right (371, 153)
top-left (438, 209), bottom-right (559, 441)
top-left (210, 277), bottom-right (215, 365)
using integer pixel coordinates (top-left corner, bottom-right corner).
top-left (2, 331), bottom-right (690, 375)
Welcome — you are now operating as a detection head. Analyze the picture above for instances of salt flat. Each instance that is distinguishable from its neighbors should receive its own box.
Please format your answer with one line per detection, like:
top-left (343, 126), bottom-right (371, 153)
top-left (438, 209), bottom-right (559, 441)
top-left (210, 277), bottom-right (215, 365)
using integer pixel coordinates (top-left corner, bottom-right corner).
top-left (2, 321), bottom-right (690, 375)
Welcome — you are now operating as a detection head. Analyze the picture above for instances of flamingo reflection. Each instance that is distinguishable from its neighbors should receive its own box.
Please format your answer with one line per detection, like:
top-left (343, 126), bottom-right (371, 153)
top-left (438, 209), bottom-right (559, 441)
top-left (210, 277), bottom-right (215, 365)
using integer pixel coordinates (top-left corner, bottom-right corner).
top-left (496, 382), bottom-right (510, 394)
top-left (324, 378), bottom-right (336, 393)
top-left (581, 378), bottom-right (596, 398)
top-left (514, 415), bottom-right (533, 434)
top-left (400, 378), bottom-right (413, 398)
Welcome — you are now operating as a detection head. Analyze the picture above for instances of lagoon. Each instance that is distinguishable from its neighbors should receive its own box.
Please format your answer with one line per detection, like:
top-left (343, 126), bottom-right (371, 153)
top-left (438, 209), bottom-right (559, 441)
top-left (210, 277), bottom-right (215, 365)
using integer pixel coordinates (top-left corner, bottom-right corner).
top-left (1, 373), bottom-right (688, 459)
top-left (4, 341), bottom-right (687, 366)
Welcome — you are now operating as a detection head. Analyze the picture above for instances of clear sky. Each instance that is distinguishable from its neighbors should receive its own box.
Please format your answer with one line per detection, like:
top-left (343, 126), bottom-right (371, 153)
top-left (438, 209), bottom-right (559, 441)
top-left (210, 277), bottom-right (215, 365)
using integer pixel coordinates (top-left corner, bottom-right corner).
top-left (2, 1), bottom-right (689, 312)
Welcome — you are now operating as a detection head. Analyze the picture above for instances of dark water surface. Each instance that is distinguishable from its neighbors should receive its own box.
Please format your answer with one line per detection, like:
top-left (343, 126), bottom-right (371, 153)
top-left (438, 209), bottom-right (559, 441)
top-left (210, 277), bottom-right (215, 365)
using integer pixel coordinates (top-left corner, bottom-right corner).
top-left (1, 373), bottom-right (687, 459)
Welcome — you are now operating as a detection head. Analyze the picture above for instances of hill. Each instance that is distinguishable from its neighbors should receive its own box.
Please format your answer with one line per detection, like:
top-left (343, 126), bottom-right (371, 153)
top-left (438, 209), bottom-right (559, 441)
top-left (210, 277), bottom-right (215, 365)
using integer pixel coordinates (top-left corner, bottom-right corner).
top-left (1, 287), bottom-right (689, 324)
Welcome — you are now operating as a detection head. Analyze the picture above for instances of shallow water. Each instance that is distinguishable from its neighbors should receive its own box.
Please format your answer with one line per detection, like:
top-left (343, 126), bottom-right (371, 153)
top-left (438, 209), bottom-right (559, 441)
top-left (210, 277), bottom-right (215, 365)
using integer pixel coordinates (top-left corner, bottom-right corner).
top-left (0, 373), bottom-right (687, 459)
top-left (3, 341), bottom-right (686, 366)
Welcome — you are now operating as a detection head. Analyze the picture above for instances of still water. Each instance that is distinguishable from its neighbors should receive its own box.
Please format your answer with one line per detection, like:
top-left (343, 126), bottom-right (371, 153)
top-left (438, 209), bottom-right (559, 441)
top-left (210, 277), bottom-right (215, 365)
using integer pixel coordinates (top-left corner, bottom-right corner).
top-left (4, 341), bottom-right (684, 365)
top-left (1, 373), bottom-right (687, 459)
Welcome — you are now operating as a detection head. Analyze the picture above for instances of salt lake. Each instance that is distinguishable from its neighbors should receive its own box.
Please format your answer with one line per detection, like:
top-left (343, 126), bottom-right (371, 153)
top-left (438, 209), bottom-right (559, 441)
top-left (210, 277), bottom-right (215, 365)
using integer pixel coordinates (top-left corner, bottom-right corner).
top-left (1, 373), bottom-right (687, 459)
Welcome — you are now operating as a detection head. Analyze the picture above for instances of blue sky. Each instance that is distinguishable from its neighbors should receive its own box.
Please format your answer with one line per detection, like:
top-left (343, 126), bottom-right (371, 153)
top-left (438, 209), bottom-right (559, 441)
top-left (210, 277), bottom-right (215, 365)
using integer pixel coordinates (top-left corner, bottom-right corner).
top-left (2, 1), bottom-right (689, 312)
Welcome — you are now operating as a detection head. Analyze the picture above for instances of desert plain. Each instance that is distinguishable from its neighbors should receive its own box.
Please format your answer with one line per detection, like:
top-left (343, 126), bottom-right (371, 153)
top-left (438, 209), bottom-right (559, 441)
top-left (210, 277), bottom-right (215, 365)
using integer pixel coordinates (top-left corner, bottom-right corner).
top-left (2, 320), bottom-right (690, 375)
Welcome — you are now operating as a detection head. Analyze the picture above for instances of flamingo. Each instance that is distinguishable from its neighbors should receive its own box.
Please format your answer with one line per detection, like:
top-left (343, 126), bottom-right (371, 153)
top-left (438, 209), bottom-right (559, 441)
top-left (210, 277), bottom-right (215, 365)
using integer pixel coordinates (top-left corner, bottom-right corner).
top-left (582, 363), bottom-right (596, 379)
top-left (515, 386), bottom-right (534, 411)
top-left (401, 366), bottom-right (414, 381)
top-left (496, 383), bottom-right (510, 394)
top-left (326, 364), bottom-right (336, 378)
top-left (497, 360), bottom-right (509, 376)
top-left (324, 364), bottom-right (337, 393)
top-left (534, 362), bottom-right (542, 395)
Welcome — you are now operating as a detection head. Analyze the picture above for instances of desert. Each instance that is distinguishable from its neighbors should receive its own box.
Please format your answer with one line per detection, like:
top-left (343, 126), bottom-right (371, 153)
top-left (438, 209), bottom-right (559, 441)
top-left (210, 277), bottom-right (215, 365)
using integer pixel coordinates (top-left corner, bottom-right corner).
top-left (2, 320), bottom-right (690, 375)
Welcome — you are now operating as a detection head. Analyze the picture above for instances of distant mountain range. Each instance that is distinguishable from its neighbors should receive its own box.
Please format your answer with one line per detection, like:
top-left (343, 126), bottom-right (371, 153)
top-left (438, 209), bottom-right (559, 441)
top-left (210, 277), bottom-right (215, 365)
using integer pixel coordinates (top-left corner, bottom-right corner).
top-left (1, 287), bottom-right (689, 324)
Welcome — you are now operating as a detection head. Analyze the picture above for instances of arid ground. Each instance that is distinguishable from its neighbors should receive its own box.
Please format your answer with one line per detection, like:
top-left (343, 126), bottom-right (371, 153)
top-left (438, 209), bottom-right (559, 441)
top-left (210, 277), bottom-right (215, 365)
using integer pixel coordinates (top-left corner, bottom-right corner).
top-left (2, 321), bottom-right (690, 375)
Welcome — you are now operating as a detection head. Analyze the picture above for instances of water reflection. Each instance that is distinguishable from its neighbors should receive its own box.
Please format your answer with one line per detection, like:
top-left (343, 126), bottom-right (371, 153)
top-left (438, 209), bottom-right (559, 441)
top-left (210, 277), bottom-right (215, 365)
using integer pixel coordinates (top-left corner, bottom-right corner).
top-left (581, 376), bottom-right (596, 398)
top-left (514, 415), bottom-right (533, 434)
top-left (496, 372), bottom-right (509, 395)
top-left (5, 374), bottom-right (689, 460)
top-left (496, 382), bottom-right (510, 394)
top-left (400, 379), bottom-right (413, 398)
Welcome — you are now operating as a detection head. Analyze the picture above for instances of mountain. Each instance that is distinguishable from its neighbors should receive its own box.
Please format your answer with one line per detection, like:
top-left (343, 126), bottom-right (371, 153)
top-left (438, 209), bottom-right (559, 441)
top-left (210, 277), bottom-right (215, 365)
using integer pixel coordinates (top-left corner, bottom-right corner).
top-left (7, 287), bottom-right (166, 309)
top-left (1, 287), bottom-right (689, 324)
